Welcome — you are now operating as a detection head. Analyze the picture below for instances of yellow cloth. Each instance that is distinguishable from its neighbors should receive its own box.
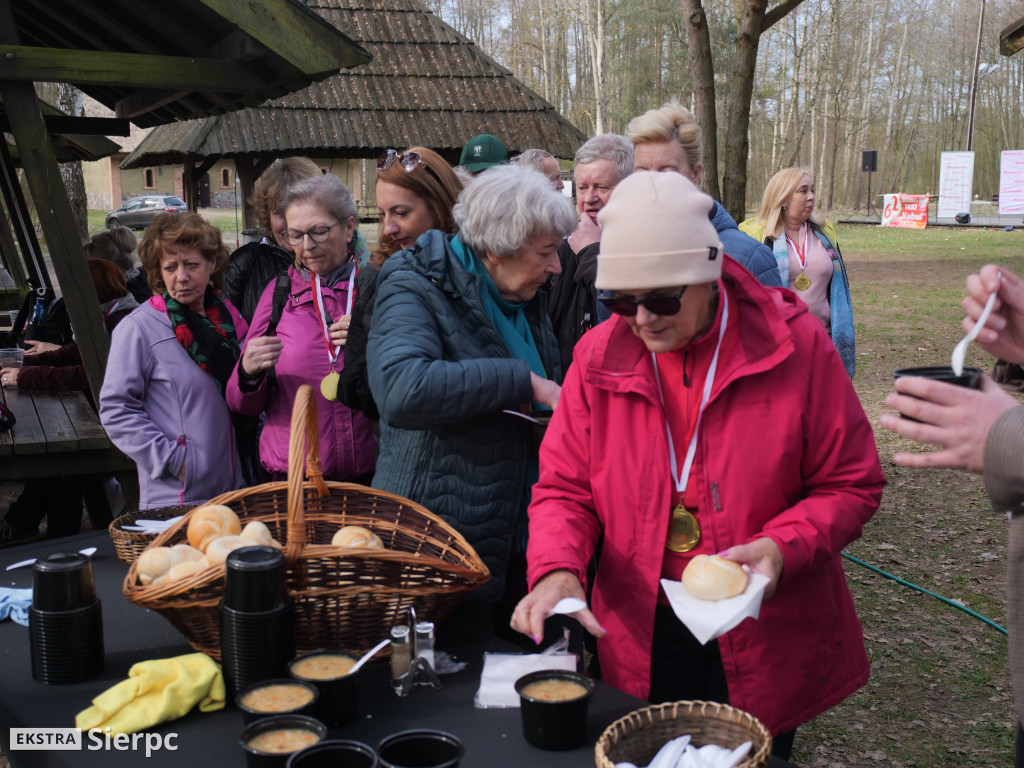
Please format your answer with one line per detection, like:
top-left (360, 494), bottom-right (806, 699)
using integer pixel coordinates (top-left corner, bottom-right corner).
top-left (75, 652), bottom-right (225, 735)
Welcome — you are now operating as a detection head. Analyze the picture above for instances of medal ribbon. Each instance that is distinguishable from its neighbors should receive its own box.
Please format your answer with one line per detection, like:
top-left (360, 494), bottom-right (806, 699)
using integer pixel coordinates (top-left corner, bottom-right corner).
top-left (785, 222), bottom-right (808, 272)
top-left (311, 268), bottom-right (356, 370)
top-left (652, 288), bottom-right (730, 496)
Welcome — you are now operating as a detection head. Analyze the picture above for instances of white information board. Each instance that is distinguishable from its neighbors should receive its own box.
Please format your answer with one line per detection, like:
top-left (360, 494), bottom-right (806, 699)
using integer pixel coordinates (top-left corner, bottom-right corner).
top-left (999, 150), bottom-right (1024, 215)
top-left (938, 152), bottom-right (975, 218)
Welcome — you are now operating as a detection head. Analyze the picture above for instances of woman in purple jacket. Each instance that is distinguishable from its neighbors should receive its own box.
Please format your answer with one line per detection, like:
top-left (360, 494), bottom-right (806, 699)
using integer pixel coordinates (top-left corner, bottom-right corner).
top-left (226, 174), bottom-right (376, 483)
top-left (100, 212), bottom-right (249, 510)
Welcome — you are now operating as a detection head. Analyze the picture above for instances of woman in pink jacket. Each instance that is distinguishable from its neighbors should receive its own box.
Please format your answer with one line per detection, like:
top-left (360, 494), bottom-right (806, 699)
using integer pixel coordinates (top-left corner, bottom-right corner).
top-left (227, 174), bottom-right (375, 482)
top-left (512, 172), bottom-right (884, 759)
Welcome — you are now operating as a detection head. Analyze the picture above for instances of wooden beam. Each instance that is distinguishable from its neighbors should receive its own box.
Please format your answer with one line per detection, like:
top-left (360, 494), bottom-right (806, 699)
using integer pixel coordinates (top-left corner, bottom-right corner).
top-left (200, 0), bottom-right (369, 73)
top-left (0, 80), bottom-right (108, 404)
top-left (0, 45), bottom-right (260, 92)
top-left (0, 135), bottom-right (48, 290)
top-left (1001, 16), bottom-right (1024, 56)
top-left (41, 115), bottom-right (131, 136)
top-left (236, 157), bottom-right (272, 231)
top-left (0, 204), bottom-right (29, 294)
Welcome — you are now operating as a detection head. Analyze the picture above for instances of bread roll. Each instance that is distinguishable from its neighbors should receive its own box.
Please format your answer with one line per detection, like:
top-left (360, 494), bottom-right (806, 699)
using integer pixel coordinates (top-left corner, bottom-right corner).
top-left (331, 525), bottom-right (384, 549)
top-left (137, 546), bottom-right (185, 585)
top-left (681, 555), bottom-right (748, 600)
top-left (167, 560), bottom-right (208, 581)
top-left (172, 544), bottom-right (206, 562)
top-left (240, 521), bottom-right (282, 549)
top-left (187, 504), bottom-right (241, 552)
top-left (205, 535), bottom-right (257, 565)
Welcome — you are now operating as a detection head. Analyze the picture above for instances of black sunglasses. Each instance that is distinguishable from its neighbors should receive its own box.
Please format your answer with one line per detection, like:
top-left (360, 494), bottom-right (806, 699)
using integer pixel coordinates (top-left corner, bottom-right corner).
top-left (598, 286), bottom-right (688, 317)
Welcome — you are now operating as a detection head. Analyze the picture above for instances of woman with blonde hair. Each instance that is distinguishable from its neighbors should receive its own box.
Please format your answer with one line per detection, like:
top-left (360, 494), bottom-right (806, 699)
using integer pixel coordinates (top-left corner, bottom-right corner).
top-left (626, 101), bottom-right (779, 288)
top-left (337, 146), bottom-right (463, 419)
top-left (740, 167), bottom-right (856, 376)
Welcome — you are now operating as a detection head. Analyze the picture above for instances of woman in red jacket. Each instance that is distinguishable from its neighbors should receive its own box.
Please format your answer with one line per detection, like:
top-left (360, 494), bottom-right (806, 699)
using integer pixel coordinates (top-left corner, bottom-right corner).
top-left (511, 172), bottom-right (884, 759)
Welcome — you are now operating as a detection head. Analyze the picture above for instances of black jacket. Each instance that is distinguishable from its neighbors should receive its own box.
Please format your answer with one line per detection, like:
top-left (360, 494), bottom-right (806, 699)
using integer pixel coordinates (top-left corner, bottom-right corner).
top-left (222, 239), bottom-right (294, 323)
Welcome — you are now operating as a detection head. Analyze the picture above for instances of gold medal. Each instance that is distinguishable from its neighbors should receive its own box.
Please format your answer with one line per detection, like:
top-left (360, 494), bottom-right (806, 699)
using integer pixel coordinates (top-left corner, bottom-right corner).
top-left (794, 273), bottom-right (811, 291)
top-left (320, 370), bottom-right (340, 401)
top-left (666, 504), bottom-right (701, 552)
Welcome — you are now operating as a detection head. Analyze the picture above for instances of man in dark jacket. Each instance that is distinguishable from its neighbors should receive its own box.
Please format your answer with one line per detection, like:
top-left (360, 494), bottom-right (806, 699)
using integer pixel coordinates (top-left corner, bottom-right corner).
top-left (547, 133), bottom-right (634, 374)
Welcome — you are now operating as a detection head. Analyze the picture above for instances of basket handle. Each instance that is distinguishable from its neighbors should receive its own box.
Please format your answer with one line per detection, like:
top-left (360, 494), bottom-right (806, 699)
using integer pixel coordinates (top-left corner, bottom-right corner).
top-left (285, 385), bottom-right (330, 563)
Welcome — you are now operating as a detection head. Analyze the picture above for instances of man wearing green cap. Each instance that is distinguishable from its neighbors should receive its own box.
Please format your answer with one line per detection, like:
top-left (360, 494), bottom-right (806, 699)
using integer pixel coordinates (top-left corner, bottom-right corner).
top-left (459, 133), bottom-right (508, 175)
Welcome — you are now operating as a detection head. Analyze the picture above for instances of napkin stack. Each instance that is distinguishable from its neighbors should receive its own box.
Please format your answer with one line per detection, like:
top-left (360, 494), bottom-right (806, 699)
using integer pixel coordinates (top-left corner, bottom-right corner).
top-left (76, 653), bottom-right (225, 735)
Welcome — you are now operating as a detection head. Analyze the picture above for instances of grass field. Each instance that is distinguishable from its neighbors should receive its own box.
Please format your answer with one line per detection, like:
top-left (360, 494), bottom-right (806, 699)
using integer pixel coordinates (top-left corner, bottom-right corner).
top-left (792, 224), bottom-right (1024, 767)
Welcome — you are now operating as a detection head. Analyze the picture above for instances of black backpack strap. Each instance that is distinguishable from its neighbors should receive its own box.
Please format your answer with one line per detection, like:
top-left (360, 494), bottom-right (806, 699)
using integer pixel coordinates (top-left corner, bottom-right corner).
top-left (264, 274), bottom-right (291, 395)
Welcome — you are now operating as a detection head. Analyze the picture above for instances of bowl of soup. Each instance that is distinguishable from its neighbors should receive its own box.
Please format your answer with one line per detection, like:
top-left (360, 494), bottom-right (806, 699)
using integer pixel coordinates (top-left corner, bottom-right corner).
top-left (515, 669), bottom-right (595, 750)
top-left (288, 650), bottom-right (361, 728)
top-left (240, 714), bottom-right (327, 768)
top-left (237, 679), bottom-right (319, 724)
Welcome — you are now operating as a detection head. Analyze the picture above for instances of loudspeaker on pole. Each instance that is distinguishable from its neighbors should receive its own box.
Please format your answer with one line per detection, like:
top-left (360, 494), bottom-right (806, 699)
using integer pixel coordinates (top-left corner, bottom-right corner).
top-left (861, 150), bottom-right (878, 173)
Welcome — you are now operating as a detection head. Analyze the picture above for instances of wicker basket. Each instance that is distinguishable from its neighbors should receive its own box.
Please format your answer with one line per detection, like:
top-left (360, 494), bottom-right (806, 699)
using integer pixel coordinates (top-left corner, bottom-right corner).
top-left (123, 385), bottom-right (490, 659)
top-left (109, 506), bottom-right (196, 564)
top-left (594, 701), bottom-right (772, 768)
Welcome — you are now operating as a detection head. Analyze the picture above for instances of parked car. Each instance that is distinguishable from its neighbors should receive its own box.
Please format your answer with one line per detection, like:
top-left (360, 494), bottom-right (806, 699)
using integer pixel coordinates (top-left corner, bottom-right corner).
top-left (106, 196), bottom-right (186, 230)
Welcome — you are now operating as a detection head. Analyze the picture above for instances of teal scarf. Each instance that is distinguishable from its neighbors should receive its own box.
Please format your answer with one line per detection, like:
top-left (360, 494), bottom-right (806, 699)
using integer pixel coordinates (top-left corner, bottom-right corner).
top-left (449, 236), bottom-right (547, 381)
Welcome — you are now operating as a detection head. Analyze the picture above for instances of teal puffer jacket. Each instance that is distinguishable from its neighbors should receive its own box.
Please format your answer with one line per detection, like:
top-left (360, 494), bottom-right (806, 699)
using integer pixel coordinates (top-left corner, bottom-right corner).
top-left (367, 230), bottom-right (562, 601)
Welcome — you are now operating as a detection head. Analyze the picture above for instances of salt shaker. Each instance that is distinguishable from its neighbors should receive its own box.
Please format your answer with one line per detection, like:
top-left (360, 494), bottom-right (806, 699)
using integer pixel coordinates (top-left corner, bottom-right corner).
top-left (415, 621), bottom-right (436, 672)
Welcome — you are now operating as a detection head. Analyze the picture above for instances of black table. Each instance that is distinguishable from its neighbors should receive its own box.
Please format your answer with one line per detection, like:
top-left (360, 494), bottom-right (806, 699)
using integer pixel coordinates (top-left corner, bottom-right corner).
top-left (0, 531), bottom-right (797, 767)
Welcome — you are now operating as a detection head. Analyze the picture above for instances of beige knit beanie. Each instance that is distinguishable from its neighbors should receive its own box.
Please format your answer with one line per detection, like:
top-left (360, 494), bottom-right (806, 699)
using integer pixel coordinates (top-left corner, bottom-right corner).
top-left (595, 171), bottom-right (723, 290)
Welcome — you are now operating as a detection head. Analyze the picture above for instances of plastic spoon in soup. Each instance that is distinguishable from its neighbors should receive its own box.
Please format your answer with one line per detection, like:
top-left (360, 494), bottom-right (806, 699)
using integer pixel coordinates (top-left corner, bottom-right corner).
top-left (951, 290), bottom-right (998, 376)
top-left (349, 638), bottom-right (392, 675)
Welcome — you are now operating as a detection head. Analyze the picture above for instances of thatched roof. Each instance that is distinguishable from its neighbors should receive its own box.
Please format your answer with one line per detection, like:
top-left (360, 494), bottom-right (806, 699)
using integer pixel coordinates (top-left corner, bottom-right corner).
top-left (122, 0), bottom-right (587, 168)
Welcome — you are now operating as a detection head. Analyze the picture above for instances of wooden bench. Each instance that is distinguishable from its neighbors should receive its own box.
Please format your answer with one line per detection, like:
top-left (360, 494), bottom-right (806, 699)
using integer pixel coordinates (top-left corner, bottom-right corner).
top-left (0, 386), bottom-right (139, 508)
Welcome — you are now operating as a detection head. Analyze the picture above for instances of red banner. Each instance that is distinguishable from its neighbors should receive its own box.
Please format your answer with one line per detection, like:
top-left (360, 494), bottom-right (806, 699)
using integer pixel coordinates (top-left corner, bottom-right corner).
top-left (881, 194), bottom-right (929, 229)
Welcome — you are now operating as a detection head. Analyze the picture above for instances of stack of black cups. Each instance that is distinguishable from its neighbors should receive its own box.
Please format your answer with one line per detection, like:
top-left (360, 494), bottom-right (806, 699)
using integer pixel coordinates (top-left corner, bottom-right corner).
top-left (29, 552), bottom-right (105, 684)
top-left (220, 545), bottom-right (294, 699)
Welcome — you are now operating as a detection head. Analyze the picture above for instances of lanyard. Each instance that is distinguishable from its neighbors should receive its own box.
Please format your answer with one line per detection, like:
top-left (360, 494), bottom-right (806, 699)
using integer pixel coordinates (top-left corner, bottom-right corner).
top-left (785, 222), bottom-right (808, 271)
top-left (102, 299), bottom-right (121, 319)
top-left (652, 288), bottom-right (729, 495)
top-left (311, 268), bottom-right (356, 368)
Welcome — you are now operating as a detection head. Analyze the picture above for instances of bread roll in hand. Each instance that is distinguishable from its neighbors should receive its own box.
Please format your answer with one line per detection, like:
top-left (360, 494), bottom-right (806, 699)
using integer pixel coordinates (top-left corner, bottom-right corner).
top-left (681, 554), bottom-right (749, 600)
top-left (331, 525), bottom-right (384, 549)
top-left (187, 504), bottom-right (242, 552)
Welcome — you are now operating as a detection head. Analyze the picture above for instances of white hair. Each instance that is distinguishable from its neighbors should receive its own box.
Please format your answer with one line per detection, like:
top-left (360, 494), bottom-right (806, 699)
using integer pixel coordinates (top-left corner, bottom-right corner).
top-left (453, 165), bottom-right (576, 258)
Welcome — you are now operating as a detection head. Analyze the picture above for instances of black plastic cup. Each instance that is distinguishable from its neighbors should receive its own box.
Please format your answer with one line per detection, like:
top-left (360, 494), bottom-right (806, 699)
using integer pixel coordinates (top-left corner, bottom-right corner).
top-left (221, 601), bottom-right (295, 699)
top-left (287, 740), bottom-right (378, 768)
top-left (377, 730), bottom-right (464, 768)
top-left (224, 546), bottom-right (288, 612)
top-left (237, 678), bottom-right (319, 725)
top-left (288, 650), bottom-right (360, 728)
top-left (514, 669), bottom-right (595, 751)
top-left (32, 552), bottom-right (96, 611)
top-left (892, 366), bottom-right (982, 422)
top-left (29, 602), bottom-right (104, 684)
top-left (240, 714), bottom-right (327, 768)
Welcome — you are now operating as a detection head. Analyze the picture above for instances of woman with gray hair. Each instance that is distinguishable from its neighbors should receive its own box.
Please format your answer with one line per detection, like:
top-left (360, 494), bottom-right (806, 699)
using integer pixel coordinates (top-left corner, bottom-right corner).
top-left (368, 164), bottom-right (575, 606)
top-left (227, 173), bottom-right (376, 482)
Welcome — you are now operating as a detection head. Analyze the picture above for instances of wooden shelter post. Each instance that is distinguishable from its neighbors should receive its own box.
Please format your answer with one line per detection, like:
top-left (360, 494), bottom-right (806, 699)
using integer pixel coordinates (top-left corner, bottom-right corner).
top-left (235, 157), bottom-right (274, 231)
top-left (0, 136), bottom-right (48, 291)
top-left (0, 81), bottom-right (107, 402)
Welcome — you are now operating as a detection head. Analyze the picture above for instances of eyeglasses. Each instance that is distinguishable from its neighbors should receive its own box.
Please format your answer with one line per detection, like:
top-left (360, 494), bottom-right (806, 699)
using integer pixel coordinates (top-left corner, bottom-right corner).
top-left (597, 286), bottom-right (689, 317)
top-left (377, 149), bottom-right (424, 173)
top-left (283, 223), bottom-right (337, 247)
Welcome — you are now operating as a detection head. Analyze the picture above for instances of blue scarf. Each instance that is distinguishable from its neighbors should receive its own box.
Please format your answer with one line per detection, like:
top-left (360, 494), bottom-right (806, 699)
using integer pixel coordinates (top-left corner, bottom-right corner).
top-left (449, 236), bottom-right (547, 380)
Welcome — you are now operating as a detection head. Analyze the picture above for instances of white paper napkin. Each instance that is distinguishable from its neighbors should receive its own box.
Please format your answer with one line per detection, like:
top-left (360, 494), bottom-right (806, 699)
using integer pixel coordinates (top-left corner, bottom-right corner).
top-left (474, 650), bottom-right (577, 708)
top-left (660, 571), bottom-right (770, 645)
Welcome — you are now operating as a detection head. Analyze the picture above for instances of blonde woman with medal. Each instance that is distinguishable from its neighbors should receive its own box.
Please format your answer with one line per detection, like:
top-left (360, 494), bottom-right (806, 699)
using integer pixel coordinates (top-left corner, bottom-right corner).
top-left (227, 174), bottom-right (376, 484)
top-left (740, 167), bottom-right (856, 377)
top-left (512, 172), bottom-right (883, 761)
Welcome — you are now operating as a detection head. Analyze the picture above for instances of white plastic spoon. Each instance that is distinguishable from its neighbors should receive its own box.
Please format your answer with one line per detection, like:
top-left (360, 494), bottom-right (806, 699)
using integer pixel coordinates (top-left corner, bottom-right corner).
top-left (6, 546), bottom-right (98, 572)
top-left (546, 596), bottom-right (587, 617)
top-left (348, 637), bottom-right (392, 675)
top-left (951, 291), bottom-right (998, 376)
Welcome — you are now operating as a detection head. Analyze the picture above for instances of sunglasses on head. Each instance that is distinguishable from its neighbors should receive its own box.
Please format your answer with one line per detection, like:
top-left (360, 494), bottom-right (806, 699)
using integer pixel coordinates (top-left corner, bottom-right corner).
top-left (597, 286), bottom-right (689, 317)
top-left (376, 148), bottom-right (444, 186)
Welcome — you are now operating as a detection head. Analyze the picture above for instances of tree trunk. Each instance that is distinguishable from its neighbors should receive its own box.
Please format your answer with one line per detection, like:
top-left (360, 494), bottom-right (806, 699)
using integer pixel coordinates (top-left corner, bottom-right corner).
top-left (56, 84), bottom-right (88, 239)
top-left (681, 0), bottom-right (720, 201)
